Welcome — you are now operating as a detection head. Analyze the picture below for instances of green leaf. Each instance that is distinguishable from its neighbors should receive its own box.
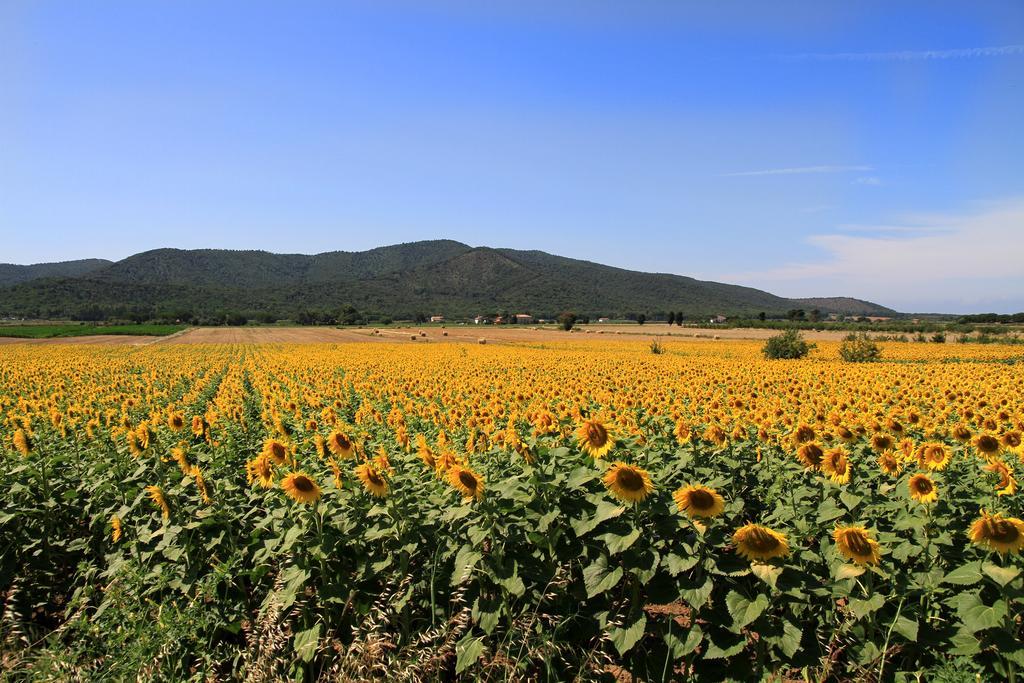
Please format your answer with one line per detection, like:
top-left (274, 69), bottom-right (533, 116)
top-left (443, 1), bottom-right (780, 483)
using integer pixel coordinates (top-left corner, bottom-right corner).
top-left (943, 562), bottom-right (984, 586)
top-left (566, 466), bottom-right (597, 488)
top-left (601, 527), bottom-right (641, 555)
top-left (665, 552), bottom-right (699, 576)
top-left (665, 625), bottom-right (703, 659)
top-left (982, 562), bottom-right (1021, 587)
top-left (766, 619), bottom-right (802, 659)
top-left (750, 562), bottom-right (783, 588)
top-left (452, 545), bottom-right (482, 585)
top-left (956, 592), bottom-right (1008, 633)
top-left (848, 593), bottom-right (884, 620)
top-left (583, 554), bottom-right (624, 598)
top-left (608, 614), bottom-right (647, 655)
top-left (704, 631), bottom-right (745, 660)
top-left (816, 500), bottom-right (844, 523)
top-left (455, 634), bottom-right (485, 674)
top-left (839, 490), bottom-right (863, 510)
top-left (893, 616), bottom-right (919, 642)
top-left (834, 564), bottom-right (865, 580)
top-left (293, 623), bottom-right (321, 663)
top-left (572, 500), bottom-right (626, 537)
top-left (681, 579), bottom-right (714, 608)
top-left (726, 591), bottom-right (769, 631)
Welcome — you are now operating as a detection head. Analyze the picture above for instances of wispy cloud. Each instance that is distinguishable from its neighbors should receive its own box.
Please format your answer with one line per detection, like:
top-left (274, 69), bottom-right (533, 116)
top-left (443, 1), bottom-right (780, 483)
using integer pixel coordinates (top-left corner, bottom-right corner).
top-left (853, 176), bottom-right (881, 186)
top-left (723, 165), bottom-right (872, 177)
top-left (724, 199), bottom-right (1024, 313)
top-left (784, 44), bottom-right (1024, 62)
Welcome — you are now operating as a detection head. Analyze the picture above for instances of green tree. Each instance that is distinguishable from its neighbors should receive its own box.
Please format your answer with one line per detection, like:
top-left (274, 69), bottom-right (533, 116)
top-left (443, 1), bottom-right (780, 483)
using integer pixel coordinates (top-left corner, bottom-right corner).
top-left (558, 312), bottom-right (578, 331)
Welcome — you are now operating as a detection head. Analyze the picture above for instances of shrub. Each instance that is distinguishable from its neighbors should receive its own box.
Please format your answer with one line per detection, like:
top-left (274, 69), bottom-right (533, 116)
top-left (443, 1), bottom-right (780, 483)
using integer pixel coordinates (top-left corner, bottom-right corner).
top-left (762, 329), bottom-right (815, 359)
top-left (649, 339), bottom-right (664, 355)
top-left (839, 333), bottom-right (882, 362)
top-left (558, 312), bottom-right (578, 331)
top-left (931, 332), bottom-right (946, 343)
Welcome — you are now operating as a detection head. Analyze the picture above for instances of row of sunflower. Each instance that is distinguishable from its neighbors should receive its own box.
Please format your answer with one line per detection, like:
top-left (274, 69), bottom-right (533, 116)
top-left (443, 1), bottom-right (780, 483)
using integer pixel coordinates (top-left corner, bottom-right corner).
top-left (1, 339), bottom-right (1022, 680)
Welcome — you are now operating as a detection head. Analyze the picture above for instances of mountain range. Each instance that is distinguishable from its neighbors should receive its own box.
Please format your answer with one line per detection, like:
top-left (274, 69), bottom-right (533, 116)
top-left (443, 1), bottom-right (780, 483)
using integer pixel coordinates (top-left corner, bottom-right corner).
top-left (0, 240), bottom-right (895, 321)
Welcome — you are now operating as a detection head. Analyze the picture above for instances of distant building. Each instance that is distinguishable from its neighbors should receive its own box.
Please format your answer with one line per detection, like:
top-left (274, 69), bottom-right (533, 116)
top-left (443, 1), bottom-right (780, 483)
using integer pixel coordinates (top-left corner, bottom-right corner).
top-left (597, 317), bottom-right (610, 323)
top-left (514, 313), bottom-right (533, 324)
top-left (710, 315), bottom-right (727, 324)
top-left (429, 315), bottom-right (445, 323)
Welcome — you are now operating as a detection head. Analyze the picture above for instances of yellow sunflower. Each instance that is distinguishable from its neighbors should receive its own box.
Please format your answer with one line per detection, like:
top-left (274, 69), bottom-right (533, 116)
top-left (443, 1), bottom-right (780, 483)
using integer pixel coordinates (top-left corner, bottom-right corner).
top-left (145, 485), bottom-right (170, 520)
top-left (577, 418), bottom-right (614, 458)
top-left (820, 447), bottom-right (852, 485)
top-left (877, 450), bottom-right (902, 476)
top-left (983, 458), bottom-right (1018, 496)
top-left (111, 515), bottom-right (122, 543)
top-left (908, 473), bottom-right (938, 504)
top-left (448, 463), bottom-right (485, 501)
top-left (673, 484), bottom-right (725, 519)
top-left (12, 428), bottom-right (32, 456)
top-left (732, 523), bottom-right (790, 562)
top-left (973, 433), bottom-right (1002, 458)
top-left (262, 438), bottom-right (289, 465)
top-left (833, 525), bottom-right (881, 565)
top-left (602, 462), bottom-right (654, 503)
top-left (246, 454), bottom-right (276, 489)
top-left (167, 412), bottom-right (185, 431)
top-left (918, 442), bottom-right (952, 471)
top-left (281, 471), bottom-right (322, 504)
top-left (796, 442), bottom-right (824, 470)
top-left (326, 430), bottom-right (356, 459)
top-left (968, 511), bottom-right (1024, 554)
top-left (355, 462), bottom-right (389, 497)
top-left (870, 433), bottom-right (895, 452)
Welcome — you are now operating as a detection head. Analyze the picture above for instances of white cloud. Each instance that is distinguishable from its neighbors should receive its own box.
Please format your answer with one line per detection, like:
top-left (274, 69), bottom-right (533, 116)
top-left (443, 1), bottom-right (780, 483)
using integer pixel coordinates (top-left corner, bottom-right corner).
top-left (723, 165), bottom-right (872, 177)
top-left (726, 199), bottom-right (1024, 313)
top-left (784, 44), bottom-right (1024, 61)
top-left (853, 176), bottom-right (881, 185)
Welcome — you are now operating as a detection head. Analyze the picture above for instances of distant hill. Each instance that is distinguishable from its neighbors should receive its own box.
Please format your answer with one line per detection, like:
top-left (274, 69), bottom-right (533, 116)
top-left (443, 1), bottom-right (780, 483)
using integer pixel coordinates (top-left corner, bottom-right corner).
top-left (0, 241), bottom-right (895, 321)
top-left (0, 259), bottom-right (112, 288)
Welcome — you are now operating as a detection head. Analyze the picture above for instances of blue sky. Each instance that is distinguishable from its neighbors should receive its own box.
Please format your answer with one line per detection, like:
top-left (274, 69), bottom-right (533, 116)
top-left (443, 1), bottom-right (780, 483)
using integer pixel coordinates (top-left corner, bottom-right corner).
top-left (2, 1), bottom-right (1022, 313)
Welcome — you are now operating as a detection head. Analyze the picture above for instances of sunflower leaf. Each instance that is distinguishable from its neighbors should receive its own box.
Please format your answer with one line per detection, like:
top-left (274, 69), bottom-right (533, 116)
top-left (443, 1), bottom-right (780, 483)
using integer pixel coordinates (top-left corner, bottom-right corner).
top-left (572, 501), bottom-right (625, 537)
top-left (750, 562), bottom-right (783, 588)
top-left (982, 562), bottom-right (1021, 587)
top-left (956, 592), bottom-right (1007, 633)
top-left (455, 634), bottom-right (485, 674)
top-left (583, 554), bottom-right (624, 598)
top-left (293, 623), bottom-right (321, 663)
top-left (848, 593), bottom-right (884, 620)
top-left (726, 590), bottom-right (769, 631)
top-left (608, 613), bottom-right (647, 655)
top-left (942, 561), bottom-right (983, 586)
top-left (601, 527), bottom-right (641, 555)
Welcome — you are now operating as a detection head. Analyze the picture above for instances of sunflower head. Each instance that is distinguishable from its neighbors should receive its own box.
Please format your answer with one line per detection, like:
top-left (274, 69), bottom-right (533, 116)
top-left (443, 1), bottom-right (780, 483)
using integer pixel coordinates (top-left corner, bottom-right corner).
top-left (602, 462), bottom-right (654, 503)
top-left (796, 442), bottom-right (824, 470)
top-left (870, 433), bottom-right (895, 452)
top-left (673, 484), bottom-right (725, 519)
top-left (111, 515), bottom-right (122, 543)
top-left (919, 443), bottom-right (952, 471)
top-left (968, 511), bottom-right (1024, 555)
top-left (355, 462), bottom-right (389, 497)
top-left (983, 458), bottom-right (1018, 496)
top-left (908, 473), bottom-right (938, 504)
top-left (577, 419), bottom-right (614, 458)
top-left (167, 412), bottom-right (185, 431)
top-left (12, 428), bottom-right (32, 456)
top-left (246, 454), bottom-right (276, 489)
top-left (327, 431), bottom-right (355, 459)
top-left (281, 471), bottom-right (322, 504)
top-left (145, 485), bottom-right (170, 520)
top-left (973, 433), bottom-right (1002, 457)
top-left (262, 438), bottom-right (289, 465)
top-left (833, 525), bottom-right (881, 565)
top-left (877, 450), bottom-right (902, 476)
top-left (732, 523), bottom-right (790, 562)
top-left (448, 464), bottom-right (485, 501)
top-left (820, 447), bottom-right (851, 485)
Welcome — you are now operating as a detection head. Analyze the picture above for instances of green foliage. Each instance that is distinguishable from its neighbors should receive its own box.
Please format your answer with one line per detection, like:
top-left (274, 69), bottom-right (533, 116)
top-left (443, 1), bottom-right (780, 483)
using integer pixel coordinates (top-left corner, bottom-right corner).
top-left (0, 242), bottom-right (893, 321)
top-left (0, 324), bottom-right (185, 339)
top-left (558, 312), bottom-right (577, 331)
top-left (840, 333), bottom-right (882, 362)
top-left (762, 329), bottom-right (815, 359)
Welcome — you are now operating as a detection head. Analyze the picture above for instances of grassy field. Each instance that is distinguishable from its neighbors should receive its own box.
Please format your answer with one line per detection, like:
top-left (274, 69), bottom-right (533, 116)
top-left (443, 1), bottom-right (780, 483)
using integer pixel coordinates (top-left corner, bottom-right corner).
top-left (1, 338), bottom-right (1022, 681)
top-left (0, 324), bottom-right (186, 338)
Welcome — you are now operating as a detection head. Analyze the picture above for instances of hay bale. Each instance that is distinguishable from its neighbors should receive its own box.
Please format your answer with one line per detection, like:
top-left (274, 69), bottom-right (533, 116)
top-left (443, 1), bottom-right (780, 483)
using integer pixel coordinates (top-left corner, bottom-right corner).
top-left (442, 331), bottom-right (448, 336)
top-left (478, 338), bottom-right (487, 344)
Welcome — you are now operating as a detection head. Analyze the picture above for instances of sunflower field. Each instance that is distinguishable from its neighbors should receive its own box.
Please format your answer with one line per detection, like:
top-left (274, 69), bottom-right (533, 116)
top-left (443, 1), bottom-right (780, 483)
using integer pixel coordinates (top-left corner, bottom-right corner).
top-left (1, 339), bottom-right (1023, 681)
